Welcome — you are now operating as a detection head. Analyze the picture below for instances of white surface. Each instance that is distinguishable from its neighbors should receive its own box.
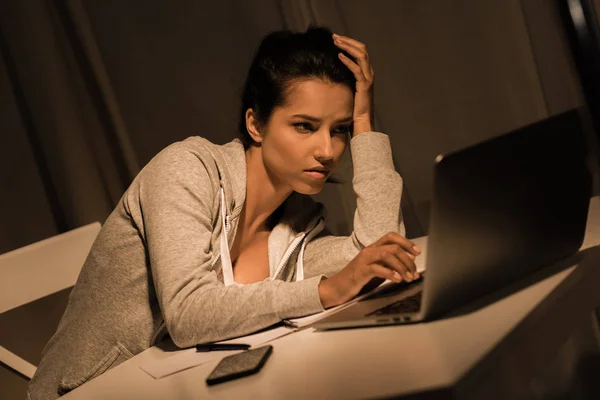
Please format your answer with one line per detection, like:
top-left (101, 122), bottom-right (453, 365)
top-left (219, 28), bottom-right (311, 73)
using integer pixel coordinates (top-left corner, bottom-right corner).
top-left (140, 348), bottom-right (240, 380)
top-left (0, 222), bottom-right (101, 313)
top-left (61, 197), bottom-right (600, 399)
top-left (140, 326), bottom-right (295, 379)
top-left (0, 222), bottom-right (101, 381)
top-left (580, 196), bottom-right (600, 250)
top-left (0, 345), bottom-right (37, 379)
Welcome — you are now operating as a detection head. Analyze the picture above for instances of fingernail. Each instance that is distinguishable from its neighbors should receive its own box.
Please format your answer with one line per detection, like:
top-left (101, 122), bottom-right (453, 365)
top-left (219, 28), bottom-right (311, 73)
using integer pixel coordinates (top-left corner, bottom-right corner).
top-left (412, 245), bottom-right (421, 254)
top-left (407, 253), bottom-right (415, 260)
top-left (338, 53), bottom-right (345, 58)
top-left (333, 33), bottom-right (339, 38)
top-left (406, 272), bottom-right (413, 280)
top-left (393, 271), bottom-right (402, 282)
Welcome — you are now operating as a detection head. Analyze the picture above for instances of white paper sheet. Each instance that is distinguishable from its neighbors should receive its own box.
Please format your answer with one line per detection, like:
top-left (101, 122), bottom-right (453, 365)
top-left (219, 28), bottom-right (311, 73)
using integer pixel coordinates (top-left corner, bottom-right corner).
top-left (139, 326), bottom-right (294, 379)
top-left (286, 293), bottom-right (367, 328)
top-left (140, 348), bottom-right (238, 379)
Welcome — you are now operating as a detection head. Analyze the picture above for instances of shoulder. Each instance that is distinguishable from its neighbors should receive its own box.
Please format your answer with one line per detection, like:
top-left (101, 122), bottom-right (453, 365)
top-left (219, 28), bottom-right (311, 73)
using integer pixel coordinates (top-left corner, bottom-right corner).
top-left (138, 136), bottom-right (244, 186)
top-left (146, 136), bottom-right (220, 174)
top-left (125, 136), bottom-right (240, 204)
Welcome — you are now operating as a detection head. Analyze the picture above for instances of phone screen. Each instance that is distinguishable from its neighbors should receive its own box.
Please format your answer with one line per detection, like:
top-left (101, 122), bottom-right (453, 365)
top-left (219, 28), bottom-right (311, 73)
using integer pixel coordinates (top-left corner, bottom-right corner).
top-left (206, 345), bottom-right (273, 385)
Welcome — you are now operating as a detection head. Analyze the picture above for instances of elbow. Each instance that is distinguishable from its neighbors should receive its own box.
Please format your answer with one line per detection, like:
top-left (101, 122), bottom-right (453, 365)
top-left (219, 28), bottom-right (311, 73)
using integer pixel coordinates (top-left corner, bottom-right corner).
top-left (164, 311), bottom-right (192, 348)
top-left (163, 304), bottom-right (216, 348)
top-left (165, 321), bottom-right (195, 349)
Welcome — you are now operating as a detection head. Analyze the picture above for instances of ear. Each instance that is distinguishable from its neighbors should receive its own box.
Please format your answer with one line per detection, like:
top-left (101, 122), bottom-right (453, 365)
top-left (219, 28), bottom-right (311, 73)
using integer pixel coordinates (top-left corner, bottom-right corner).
top-left (245, 108), bottom-right (263, 144)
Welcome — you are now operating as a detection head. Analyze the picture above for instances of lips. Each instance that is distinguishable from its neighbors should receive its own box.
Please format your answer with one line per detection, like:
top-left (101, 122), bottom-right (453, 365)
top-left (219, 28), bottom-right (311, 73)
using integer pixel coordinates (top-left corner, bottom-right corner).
top-left (305, 166), bottom-right (330, 174)
top-left (304, 169), bottom-right (328, 180)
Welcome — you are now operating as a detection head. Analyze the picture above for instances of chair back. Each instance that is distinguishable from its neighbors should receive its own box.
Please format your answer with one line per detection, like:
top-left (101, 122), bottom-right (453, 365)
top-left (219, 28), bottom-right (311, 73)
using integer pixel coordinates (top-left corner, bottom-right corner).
top-left (0, 222), bottom-right (101, 381)
top-left (0, 222), bottom-right (101, 314)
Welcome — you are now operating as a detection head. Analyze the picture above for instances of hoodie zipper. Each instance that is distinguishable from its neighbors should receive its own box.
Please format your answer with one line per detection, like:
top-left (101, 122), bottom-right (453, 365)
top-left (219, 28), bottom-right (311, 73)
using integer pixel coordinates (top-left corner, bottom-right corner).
top-left (271, 233), bottom-right (306, 280)
top-left (210, 251), bottom-right (221, 269)
top-left (271, 216), bottom-right (324, 280)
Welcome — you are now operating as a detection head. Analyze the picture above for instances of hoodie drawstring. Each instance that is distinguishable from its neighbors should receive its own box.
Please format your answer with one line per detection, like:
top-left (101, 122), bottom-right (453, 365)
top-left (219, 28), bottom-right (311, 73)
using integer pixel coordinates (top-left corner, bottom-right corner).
top-left (295, 216), bottom-right (325, 282)
top-left (220, 186), bottom-right (236, 287)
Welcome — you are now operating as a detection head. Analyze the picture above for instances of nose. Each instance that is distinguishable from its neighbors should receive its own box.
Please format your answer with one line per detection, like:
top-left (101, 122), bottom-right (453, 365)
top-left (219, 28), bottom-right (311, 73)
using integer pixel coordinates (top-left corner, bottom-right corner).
top-left (314, 129), bottom-right (334, 163)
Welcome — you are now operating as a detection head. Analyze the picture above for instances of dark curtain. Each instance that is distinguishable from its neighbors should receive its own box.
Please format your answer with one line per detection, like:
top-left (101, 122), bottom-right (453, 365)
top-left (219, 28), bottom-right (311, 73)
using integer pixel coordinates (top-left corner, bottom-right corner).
top-left (2, 0), bottom-right (589, 253)
top-left (0, 0), bottom-right (138, 252)
top-left (0, 0), bottom-right (291, 253)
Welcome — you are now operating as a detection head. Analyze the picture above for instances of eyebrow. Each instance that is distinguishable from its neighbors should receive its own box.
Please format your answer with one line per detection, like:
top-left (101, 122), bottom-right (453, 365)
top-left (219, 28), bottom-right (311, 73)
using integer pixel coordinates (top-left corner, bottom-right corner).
top-left (291, 114), bottom-right (353, 123)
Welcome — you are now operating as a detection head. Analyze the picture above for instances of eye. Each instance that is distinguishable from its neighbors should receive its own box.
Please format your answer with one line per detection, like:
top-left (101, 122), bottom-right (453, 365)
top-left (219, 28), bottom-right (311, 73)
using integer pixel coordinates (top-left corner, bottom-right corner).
top-left (332, 125), bottom-right (351, 135)
top-left (293, 122), bottom-right (315, 133)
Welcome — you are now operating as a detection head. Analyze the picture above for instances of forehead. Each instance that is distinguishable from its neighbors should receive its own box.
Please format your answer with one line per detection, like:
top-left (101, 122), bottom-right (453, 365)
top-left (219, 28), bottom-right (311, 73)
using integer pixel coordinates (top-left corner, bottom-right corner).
top-left (279, 79), bottom-right (353, 117)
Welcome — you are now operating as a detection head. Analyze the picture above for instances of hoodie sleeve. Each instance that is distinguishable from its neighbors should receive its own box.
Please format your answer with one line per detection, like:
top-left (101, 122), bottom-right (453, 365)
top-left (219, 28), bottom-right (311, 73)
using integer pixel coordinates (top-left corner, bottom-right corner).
top-left (303, 131), bottom-right (405, 278)
top-left (131, 145), bottom-right (324, 348)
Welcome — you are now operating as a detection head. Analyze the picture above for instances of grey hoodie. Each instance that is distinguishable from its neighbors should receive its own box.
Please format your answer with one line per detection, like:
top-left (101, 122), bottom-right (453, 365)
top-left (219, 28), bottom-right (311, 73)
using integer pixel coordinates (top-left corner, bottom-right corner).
top-left (28, 131), bottom-right (404, 399)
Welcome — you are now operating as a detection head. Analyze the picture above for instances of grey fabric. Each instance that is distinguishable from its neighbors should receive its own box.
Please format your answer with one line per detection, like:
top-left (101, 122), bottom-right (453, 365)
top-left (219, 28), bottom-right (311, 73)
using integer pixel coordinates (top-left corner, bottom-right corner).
top-left (27, 131), bottom-right (404, 399)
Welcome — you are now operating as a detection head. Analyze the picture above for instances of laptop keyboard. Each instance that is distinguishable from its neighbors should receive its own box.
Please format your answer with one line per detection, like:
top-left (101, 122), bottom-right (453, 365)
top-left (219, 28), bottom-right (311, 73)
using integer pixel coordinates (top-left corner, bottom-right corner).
top-left (366, 291), bottom-right (423, 317)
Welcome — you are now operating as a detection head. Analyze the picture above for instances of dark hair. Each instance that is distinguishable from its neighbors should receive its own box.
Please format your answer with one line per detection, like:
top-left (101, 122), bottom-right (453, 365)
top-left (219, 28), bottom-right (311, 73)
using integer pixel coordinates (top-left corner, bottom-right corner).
top-left (238, 25), bottom-right (356, 148)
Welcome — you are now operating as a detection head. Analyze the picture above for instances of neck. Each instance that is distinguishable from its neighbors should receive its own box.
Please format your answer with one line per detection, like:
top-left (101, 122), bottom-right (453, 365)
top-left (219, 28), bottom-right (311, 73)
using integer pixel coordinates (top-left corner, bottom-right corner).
top-left (242, 145), bottom-right (292, 234)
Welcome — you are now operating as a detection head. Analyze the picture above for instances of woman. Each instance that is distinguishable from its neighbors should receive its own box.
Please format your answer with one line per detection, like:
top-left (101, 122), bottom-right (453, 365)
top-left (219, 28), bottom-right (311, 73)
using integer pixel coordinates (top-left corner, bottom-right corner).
top-left (28, 26), bottom-right (420, 399)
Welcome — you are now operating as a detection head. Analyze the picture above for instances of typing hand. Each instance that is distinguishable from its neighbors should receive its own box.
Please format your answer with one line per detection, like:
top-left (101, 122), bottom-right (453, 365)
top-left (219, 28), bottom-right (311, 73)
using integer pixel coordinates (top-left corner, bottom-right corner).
top-left (318, 232), bottom-right (420, 309)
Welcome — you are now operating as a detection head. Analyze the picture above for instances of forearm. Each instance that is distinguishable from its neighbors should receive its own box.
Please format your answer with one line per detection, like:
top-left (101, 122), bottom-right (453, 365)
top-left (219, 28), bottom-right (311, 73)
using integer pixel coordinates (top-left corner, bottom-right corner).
top-left (351, 131), bottom-right (405, 243)
top-left (351, 116), bottom-right (372, 138)
top-left (162, 275), bottom-right (324, 347)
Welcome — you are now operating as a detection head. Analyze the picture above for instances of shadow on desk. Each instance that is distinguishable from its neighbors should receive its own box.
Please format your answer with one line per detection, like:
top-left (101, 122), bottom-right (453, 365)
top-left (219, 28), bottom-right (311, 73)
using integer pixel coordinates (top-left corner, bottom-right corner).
top-left (443, 247), bottom-right (591, 321)
top-left (459, 244), bottom-right (600, 400)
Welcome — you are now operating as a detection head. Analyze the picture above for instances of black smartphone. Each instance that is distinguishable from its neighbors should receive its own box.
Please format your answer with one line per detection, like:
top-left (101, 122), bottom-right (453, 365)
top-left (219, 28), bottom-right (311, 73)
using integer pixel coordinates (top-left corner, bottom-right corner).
top-left (205, 345), bottom-right (273, 386)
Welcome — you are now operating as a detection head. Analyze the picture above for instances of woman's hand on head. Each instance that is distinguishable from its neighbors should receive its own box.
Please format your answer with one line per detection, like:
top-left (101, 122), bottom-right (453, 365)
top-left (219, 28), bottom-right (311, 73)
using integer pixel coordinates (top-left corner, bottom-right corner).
top-left (318, 232), bottom-right (421, 308)
top-left (333, 33), bottom-right (374, 137)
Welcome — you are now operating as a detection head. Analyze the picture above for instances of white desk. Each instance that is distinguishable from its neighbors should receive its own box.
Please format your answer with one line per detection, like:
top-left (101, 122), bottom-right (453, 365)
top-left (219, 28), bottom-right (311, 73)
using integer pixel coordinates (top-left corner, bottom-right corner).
top-left (62, 198), bottom-right (600, 400)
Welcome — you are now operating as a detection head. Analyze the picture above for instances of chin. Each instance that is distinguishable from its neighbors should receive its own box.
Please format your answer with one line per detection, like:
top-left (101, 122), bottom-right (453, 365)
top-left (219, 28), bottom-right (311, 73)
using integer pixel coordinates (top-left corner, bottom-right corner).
top-left (293, 182), bottom-right (325, 195)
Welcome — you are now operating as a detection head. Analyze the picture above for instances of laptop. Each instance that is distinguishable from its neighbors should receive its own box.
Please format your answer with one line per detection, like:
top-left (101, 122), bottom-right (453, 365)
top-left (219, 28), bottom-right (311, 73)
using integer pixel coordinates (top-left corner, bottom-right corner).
top-left (313, 109), bottom-right (592, 330)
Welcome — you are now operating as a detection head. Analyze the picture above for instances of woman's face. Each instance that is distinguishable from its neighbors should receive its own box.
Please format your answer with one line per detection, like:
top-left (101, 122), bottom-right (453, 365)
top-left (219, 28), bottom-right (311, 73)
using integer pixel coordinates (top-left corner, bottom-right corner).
top-left (258, 79), bottom-right (353, 195)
